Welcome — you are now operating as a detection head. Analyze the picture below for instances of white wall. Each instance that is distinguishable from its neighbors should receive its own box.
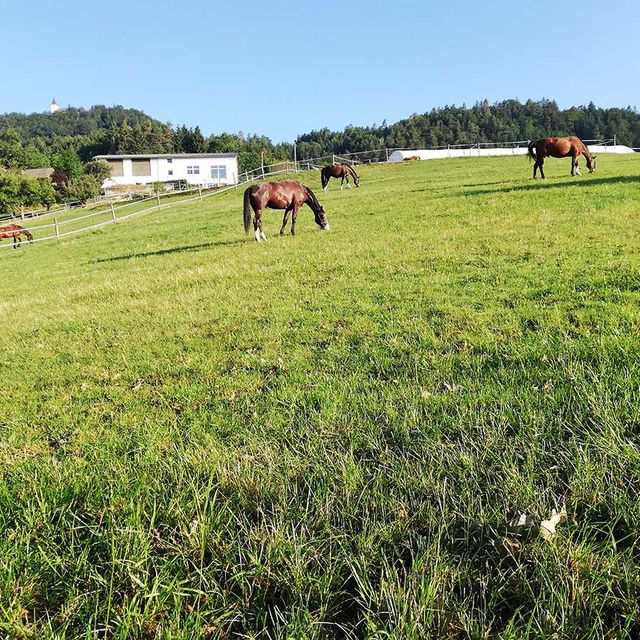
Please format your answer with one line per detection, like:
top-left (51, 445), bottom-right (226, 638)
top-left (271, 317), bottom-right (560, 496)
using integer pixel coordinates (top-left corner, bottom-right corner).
top-left (388, 145), bottom-right (636, 163)
top-left (103, 156), bottom-right (238, 188)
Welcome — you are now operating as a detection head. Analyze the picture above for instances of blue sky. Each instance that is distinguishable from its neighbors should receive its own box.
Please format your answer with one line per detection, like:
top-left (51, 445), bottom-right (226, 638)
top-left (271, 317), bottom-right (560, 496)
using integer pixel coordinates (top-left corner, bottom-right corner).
top-left (2, 0), bottom-right (638, 142)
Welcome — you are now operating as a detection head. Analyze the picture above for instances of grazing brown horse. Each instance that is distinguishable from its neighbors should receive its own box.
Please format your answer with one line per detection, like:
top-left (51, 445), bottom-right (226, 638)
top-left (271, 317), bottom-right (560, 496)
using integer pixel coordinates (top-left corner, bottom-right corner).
top-left (527, 136), bottom-right (597, 179)
top-left (321, 163), bottom-right (360, 191)
top-left (243, 180), bottom-right (329, 242)
top-left (0, 224), bottom-right (34, 248)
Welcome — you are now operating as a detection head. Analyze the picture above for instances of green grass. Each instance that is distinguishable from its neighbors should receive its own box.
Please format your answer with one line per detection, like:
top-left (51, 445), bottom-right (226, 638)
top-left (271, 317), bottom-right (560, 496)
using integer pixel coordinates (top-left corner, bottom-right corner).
top-left (1, 154), bottom-right (640, 639)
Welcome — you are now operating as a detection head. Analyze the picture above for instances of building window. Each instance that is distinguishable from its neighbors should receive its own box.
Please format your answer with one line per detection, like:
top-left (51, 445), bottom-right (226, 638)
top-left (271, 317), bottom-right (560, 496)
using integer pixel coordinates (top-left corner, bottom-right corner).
top-left (132, 159), bottom-right (151, 177)
top-left (187, 165), bottom-right (200, 175)
top-left (167, 158), bottom-right (173, 164)
top-left (211, 166), bottom-right (227, 180)
top-left (168, 170), bottom-right (173, 176)
top-left (107, 159), bottom-right (124, 177)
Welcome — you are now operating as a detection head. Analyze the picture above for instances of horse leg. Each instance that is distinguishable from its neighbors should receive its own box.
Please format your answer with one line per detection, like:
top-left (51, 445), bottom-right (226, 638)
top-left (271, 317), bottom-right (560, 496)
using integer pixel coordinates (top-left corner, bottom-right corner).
top-left (340, 176), bottom-right (344, 191)
top-left (573, 156), bottom-right (581, 176)
top-left (539, 157), bottom-right (545, 180)
top-left (346, 174), bottom-right (352, 189)
top-left (254, 209), bottom-right (263, 242)
top-left (291, 203), bottom-right (301, 236)
top-left (280, 207), bottom-right (292, 235)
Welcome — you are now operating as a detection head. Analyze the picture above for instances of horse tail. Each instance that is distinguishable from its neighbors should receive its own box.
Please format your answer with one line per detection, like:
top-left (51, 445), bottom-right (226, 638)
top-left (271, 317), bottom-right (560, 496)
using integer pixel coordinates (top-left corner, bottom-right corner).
top-left (320, 167), bottom-right (328, 188)
top-left (243, 187), bottom-right (252, 234)
top-left (527, 140), bottom-right (537, 162)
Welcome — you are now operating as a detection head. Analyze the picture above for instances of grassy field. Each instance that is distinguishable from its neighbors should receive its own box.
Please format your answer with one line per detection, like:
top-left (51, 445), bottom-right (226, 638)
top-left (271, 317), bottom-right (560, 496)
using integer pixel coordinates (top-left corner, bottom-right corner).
top-left (1, 154), bottom-right (639, 639)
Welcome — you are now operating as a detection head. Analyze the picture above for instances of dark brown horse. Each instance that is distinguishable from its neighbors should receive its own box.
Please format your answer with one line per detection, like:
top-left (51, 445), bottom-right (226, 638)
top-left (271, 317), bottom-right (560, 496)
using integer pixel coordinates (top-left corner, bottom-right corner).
top-left (0, 224), bottom-right (34, 248)
top-left (321, 164), bottom-right (360, 191)
top-left (527, 137), bottom-right (597, 179)
top-left (243, 180), bottom-right (329, 242)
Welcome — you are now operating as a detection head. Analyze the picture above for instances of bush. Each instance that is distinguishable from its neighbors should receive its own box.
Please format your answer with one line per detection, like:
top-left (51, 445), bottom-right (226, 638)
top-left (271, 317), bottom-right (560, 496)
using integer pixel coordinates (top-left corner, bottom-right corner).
top-left (64, 175), bottom-right (102, 203)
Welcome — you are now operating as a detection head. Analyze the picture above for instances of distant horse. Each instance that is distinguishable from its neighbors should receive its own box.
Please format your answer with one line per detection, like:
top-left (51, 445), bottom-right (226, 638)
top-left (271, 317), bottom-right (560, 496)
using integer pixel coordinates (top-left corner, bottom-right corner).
top-left (321, 164), bottom-right (360, 191)
top-left (243, 180), bottom-right (329, 242)
top-left (0, 224), bottom-right (34, 248)
top-left (527, 136), bottom-right (597, 179)
top-left (404, 155), bottom-right (421, 161)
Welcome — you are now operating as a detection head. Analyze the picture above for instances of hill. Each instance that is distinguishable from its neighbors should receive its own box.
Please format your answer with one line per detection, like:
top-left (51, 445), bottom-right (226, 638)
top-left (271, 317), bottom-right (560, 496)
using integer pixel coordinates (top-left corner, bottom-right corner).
top-left (2, 99), bottom-right (639, 172)
top-left (295, 99), bottom-right (640, 158)
top-left (0, 105), bottom-right (158, 142)
top-left (1, 154), bottom-right (639, 637)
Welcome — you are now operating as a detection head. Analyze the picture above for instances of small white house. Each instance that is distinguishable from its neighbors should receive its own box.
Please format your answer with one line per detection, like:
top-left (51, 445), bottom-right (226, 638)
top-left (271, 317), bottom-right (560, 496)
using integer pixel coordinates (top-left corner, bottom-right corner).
top-left (93, 153), bottom-right (239, 189)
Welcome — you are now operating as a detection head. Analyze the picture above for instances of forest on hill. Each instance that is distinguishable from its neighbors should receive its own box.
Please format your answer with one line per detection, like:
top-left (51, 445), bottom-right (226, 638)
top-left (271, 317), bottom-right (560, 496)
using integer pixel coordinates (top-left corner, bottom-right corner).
top-left (1, 99), bottom-right (639, 174)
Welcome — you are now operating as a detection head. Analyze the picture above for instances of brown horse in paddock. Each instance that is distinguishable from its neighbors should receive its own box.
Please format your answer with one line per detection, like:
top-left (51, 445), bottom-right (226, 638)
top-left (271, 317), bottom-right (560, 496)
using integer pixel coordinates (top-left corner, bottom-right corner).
top-left (0, 224), bottom-right (34, 248)
top-left (243, 180), bottom-right (329, 242)
top-left (527, 136), bottom-right (597, 179)
top-left (321, 163), bottom-right (360, 191)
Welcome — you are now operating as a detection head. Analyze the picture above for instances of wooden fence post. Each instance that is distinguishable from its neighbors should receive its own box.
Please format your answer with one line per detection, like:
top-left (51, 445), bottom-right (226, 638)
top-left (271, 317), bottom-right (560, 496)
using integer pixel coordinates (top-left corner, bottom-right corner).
top-left (156, 194), bottom-right (161, 208)
top-left (111, 203), bottom-right (116, 222)
top-left (54, 217), bottom-right (60, 239)
top-left (198, 185), bottom-right (203, 200)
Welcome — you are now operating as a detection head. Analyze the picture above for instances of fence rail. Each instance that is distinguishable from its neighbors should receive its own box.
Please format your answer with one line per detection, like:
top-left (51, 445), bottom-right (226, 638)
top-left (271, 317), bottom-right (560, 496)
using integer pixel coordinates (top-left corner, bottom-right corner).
top-left (3, 137), bottom-right (633, 252)
top-left (0, 168), bottom-right (307, 252)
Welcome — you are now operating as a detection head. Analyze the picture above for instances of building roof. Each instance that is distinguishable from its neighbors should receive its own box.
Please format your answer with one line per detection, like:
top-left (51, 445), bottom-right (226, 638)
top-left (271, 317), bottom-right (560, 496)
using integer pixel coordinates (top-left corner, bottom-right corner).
top-left (93, 153), bottom-right (238, 160)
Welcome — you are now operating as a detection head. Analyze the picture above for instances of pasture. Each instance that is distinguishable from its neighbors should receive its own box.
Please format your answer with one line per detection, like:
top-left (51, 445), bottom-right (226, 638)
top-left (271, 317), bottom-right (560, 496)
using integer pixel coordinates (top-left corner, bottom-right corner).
top-left (1, 155), bottom-right (639, 639)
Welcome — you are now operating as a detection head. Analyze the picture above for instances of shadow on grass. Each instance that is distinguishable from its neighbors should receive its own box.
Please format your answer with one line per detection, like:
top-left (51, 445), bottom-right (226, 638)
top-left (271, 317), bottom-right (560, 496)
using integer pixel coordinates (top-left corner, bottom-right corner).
top-left (94, 238), bottom-right (246, 262)
top-left (462, 175), bottom-right (640, 197)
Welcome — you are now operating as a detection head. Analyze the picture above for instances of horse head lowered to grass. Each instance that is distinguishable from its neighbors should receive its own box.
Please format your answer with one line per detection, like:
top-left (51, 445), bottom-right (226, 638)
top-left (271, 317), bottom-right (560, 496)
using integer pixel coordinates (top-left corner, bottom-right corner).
top-left (527, 136), bottom-right (596, 179)
top-left (0, 224), bottom-right (34, 248)
top-left (321, 164), bottom-right (360, 191)
top-left (243, 180), bottom-right (329, 242)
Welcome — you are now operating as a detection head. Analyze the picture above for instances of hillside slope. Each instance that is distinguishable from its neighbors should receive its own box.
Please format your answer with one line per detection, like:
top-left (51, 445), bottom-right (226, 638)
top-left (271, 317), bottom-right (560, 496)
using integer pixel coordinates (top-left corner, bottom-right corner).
top-left (1, 156), bottom-right (640, 638)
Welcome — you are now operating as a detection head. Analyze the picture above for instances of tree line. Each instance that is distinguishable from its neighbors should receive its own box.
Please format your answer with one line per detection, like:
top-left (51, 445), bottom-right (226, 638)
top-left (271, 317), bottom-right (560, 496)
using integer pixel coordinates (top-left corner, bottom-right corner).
top-left (3, 99), bottom-right (640, 168)
top-left (1, 99), bottom-right (639, 215)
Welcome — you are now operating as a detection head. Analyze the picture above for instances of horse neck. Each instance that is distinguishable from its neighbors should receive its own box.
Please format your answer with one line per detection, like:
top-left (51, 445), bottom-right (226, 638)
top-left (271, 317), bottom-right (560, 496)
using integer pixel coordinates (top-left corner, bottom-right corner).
top-left (304, 188), bottom-right (321, 213)
top-left (580, 142), bottom-right (593, 160)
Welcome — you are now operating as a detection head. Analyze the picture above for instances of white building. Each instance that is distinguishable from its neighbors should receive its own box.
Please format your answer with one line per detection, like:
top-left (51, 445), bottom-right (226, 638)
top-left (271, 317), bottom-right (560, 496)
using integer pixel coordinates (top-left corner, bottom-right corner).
top-left (388, 144), bottom-right (636, 163)
top-left (93, 153), bottom-right (239, 189)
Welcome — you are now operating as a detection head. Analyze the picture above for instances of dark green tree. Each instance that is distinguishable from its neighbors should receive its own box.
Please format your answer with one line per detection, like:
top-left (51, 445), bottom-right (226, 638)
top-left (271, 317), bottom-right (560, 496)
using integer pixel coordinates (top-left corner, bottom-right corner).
top-left (52, 148), bottom-right (84, 180)
top-left (0, 129), bottom-right (25, 168)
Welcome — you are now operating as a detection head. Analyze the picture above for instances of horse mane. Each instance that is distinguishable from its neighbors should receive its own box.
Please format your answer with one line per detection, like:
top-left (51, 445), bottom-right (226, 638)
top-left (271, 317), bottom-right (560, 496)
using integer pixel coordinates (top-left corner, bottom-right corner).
top-left (304, 185), bottom-right (322, 211)
top-left (580, 139), bottom-right (593, 159)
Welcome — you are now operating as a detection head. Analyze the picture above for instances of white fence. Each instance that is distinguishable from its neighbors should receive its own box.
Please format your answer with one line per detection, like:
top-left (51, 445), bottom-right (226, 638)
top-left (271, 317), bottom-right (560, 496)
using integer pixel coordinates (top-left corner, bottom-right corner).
top-left (386, 139), bottom-right (637, 162)
top-left (0, 168), bottom-right (307, 252)
top-left (4, 138), bottom-right (635, 251)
